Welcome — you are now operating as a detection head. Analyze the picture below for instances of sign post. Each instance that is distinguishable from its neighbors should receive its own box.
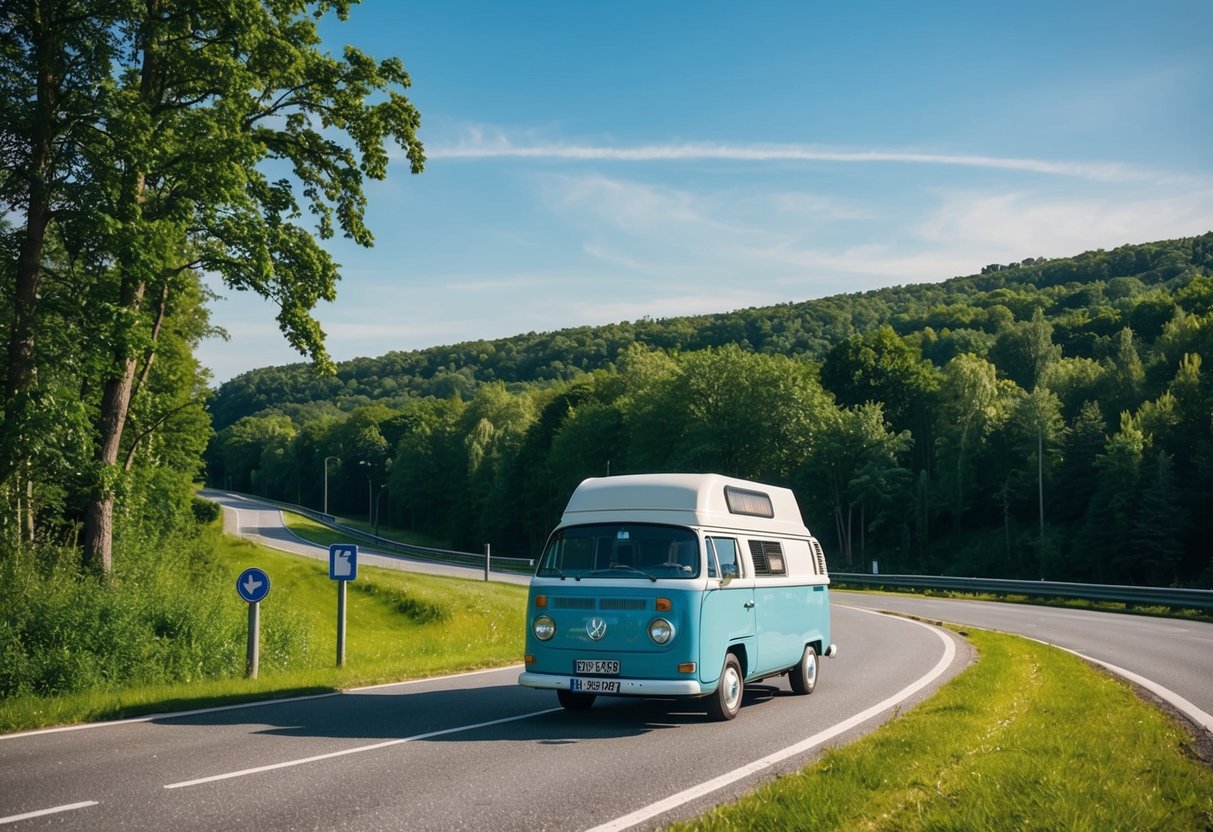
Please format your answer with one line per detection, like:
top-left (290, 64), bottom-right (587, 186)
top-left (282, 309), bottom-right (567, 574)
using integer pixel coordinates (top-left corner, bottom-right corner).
top-left (235, 567), bottom-right (271, 679)
top-left (329, 544), bottom-right (358, 667)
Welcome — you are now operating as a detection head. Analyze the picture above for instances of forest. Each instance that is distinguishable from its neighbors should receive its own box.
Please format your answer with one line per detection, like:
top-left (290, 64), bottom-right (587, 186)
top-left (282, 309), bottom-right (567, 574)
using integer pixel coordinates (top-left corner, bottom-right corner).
top-left (207, 233), bottom-right (1213, 588)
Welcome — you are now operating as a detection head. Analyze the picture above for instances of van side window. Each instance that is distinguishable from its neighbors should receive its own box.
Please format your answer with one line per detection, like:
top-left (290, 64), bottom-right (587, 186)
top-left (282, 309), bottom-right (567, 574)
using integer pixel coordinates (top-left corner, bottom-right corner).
top-left (748, 540), bottom-right (787, 576)
top-left (707, 537), bottom-right (742, 580)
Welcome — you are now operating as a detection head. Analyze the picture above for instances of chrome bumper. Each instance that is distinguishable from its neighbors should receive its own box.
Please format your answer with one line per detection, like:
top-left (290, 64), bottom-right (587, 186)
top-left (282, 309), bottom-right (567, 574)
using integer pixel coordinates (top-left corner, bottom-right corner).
top-left (518, 671), bottom-right (706, 696)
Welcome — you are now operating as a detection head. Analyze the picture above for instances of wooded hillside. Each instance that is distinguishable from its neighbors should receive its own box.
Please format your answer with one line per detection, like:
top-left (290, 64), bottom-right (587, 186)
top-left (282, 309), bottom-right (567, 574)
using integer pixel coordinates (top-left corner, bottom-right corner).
top-left (206, 233), bottom-right (1213, 587)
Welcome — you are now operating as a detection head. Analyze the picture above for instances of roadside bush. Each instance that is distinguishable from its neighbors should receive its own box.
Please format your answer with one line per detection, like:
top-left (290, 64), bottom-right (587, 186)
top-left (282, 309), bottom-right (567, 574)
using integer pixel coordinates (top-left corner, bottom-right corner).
top-left (0, 523), bottom-right (291, 699)
top-left (191, 496), bottom-right (222, 525)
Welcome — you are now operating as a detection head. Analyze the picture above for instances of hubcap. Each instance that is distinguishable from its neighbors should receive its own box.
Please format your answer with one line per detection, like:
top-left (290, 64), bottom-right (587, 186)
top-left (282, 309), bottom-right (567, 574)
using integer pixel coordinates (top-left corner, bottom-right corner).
top-left (723, 666), bottom-right (741, 711)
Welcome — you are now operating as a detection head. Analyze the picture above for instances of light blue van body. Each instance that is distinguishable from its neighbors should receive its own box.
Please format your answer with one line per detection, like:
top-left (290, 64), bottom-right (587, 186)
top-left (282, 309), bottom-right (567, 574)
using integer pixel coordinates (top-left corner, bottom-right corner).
top-left (518, 474), bottom-right (836, 719)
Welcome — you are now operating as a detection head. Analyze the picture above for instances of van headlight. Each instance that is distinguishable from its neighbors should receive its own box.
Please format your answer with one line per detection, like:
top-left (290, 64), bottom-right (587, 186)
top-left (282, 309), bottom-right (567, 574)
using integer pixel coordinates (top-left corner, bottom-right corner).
top-left (533, 615), bottom-right (556, 641)
top-left (648, 618), bottom-right (674, 645)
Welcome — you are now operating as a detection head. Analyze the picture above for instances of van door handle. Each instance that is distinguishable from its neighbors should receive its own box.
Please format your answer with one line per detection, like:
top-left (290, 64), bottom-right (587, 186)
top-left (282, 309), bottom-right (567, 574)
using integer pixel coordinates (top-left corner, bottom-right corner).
top-left (744, 601), bottom-right (755, 609)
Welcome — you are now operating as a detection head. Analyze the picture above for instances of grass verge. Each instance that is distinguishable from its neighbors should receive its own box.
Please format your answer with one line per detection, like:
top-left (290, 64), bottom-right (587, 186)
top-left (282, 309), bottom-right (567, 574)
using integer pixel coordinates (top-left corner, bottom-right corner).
top-left (670, 627), bottom-right (1213, 831)
top-left (0, 533), bottom-right (526, 733)
top-left (287, 512), bottom-right (444, 549)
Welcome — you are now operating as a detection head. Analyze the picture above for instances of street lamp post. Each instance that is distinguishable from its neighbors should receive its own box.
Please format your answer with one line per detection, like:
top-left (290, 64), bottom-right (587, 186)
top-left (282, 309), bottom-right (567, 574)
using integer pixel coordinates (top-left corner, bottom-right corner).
top-left (375, 484), bottom-right (388, 538)
top-left (359, 461), bottom-right (373, 525)
top-left (323, 456), bottom-right (341, 516)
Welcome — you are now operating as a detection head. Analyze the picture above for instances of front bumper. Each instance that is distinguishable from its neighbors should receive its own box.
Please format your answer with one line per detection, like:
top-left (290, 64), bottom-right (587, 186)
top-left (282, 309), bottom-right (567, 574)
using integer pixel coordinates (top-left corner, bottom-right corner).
top-left (518, 671), bottom-right (707, 697)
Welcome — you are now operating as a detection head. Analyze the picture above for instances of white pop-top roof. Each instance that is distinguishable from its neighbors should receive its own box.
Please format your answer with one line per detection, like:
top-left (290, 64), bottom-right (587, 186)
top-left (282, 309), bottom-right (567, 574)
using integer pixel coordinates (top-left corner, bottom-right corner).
top-left (560, 473), bottom-right (812, 537)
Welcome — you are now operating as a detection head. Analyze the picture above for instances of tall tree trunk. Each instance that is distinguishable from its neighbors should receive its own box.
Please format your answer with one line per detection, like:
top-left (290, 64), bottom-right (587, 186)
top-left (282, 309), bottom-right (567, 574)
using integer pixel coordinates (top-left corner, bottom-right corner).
top-left (81, 352), bottom-right (142, 574)
top-left (2, 5), bottom-right (58, 491)
top-left (81, 164), bottom-right (149, 573)
top-left (81, 0), bottom-right (160, 572)
top-left (6, 209), bottom-right (49, 414)
top-left (4, 211), bottom-right (49, 545)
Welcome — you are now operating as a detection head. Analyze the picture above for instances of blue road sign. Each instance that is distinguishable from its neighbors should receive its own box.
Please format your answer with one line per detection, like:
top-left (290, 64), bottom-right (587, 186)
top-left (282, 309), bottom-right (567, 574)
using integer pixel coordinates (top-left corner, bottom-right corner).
top-left (329, 544), bottom-right (358, 581)
top-left (236, 567), bottom-right (270, 603)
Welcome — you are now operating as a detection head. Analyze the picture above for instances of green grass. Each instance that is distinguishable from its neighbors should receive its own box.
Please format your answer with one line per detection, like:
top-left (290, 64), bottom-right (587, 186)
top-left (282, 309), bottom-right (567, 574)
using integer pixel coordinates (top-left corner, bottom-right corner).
top-left (280, 511), bottom-right (359, 548)
top-left (285, 510), bottom-right (445, 549)
top-left (0, 533), bottom-right (527, 733)
top-left (671, 628), bottom-right (1213, 832)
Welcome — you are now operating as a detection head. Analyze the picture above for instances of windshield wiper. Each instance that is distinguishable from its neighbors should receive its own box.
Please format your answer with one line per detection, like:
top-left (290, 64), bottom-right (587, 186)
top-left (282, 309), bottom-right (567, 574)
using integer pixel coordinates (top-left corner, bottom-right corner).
top-left (540, 570), bottom-right (582, 584)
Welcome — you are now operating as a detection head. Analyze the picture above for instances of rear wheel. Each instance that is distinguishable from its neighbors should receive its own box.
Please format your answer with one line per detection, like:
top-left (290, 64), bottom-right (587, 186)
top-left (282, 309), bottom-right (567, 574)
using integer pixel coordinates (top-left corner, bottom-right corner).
top-left (557, 689), bottom-right (596, 711)
top-left (789, 644), bottom-right (819, 695)
top-left (706, 653), bottom-right (744, 721)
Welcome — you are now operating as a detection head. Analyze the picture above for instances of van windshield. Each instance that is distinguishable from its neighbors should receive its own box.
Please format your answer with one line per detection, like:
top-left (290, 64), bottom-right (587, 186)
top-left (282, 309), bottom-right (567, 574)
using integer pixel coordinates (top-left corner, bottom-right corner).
top-left (537, 524), bottom-right (701, 580)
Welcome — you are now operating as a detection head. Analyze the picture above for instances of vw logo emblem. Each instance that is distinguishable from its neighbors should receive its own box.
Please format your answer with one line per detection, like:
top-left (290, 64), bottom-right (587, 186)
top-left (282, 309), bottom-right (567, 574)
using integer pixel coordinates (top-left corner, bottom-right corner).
top-left (586, 617), bottom-right (607, 640)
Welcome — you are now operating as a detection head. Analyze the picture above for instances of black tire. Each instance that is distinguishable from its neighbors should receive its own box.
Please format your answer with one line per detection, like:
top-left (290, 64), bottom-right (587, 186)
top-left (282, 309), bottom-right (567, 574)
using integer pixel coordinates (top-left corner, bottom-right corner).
top-left (788, 644), bottom-right (819, 695)
top-left (557, 689), bottom-right (596, 711)
top-left (706, 653), bottom-right (744, 721)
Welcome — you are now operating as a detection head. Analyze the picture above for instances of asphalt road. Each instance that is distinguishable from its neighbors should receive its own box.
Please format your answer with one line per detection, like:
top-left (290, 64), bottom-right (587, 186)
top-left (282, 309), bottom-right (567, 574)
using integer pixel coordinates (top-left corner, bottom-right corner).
top-left (3, 495), bottom-right (1207, 830)
top-left (1, 493), bottom-right (973, 830)
top-left (0, 606), bottom-right (966, 831)
top-left (839, 590), bottom-right (1213, 735)
top-left (203, 489), bottom-right (530, 585)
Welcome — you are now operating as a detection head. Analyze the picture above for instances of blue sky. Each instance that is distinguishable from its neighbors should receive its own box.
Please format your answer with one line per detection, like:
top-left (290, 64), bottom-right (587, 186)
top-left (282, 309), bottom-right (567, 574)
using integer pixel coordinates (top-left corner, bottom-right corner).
top-left (198, 0), bottom-right (1213, 383)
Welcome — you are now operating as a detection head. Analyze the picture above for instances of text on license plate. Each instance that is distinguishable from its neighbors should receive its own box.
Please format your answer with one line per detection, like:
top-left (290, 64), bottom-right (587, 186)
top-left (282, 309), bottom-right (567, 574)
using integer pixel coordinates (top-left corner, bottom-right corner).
top-left (571, 677), bottom-right (621, 693)
top-left (575, 659), bottom-right (620, 674)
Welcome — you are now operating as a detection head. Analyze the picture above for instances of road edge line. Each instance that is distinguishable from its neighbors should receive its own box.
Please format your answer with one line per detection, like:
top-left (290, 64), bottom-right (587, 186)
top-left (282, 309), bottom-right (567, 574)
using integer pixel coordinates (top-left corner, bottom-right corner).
top-left (585, 609), bottom-right (959, 832)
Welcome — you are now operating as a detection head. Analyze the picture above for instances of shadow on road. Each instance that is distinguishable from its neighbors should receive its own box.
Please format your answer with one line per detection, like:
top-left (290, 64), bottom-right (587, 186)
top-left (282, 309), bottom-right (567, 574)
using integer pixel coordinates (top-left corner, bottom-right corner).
top-left (151, 682), bottom-right (791, 744)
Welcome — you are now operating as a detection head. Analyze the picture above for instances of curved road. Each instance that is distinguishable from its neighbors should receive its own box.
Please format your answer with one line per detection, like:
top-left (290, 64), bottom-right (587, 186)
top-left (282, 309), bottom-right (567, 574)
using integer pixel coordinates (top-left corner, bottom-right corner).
top-left (840, 590), bottom-right (1213, 735)
top-left (204, 490), bottom-right (528, 584)
top-left (0, 494), bottom-right (970, 831)
top-left (207, 489), bottom-right (1213, 734)
top-left (1, 494), bottom-right (1208, 830)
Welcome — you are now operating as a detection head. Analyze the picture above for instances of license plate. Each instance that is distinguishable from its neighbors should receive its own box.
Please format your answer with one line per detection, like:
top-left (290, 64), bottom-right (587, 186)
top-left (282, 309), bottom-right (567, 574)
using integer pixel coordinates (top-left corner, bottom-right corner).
top-left (571, 677), bottom-right (621, 693)
top-left (575, 659), bottom-right (620, 675)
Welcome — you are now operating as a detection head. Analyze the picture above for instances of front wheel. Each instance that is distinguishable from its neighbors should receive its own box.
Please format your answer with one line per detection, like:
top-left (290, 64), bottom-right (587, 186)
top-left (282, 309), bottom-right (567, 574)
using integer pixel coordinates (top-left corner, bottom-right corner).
top-left (706, 653), bottom-right (744, 721)
top-left (789, 644), bottom-right (819, 695)
top-left (557, 689), bottom-right (596, 711)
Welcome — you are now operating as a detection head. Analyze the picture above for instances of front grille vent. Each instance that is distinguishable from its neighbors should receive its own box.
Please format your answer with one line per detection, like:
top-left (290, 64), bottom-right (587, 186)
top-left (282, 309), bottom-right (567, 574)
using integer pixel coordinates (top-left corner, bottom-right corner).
top-left (597, 598), bottom-right (647, 611)
top-left (551, 597), bottom-right (648, 611)
top-left (553, 597), bottom-right (597, 610)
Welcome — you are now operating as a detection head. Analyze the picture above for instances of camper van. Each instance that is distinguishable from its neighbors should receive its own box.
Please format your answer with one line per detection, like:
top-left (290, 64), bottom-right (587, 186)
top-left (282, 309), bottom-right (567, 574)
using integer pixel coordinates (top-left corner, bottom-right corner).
top-left (518, 473), bottom-right (836, 720)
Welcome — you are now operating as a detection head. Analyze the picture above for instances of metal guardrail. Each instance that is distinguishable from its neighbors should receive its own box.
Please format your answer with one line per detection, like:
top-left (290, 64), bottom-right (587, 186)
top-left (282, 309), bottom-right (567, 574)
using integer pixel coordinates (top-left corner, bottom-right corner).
top-left (299, 510), bottom-right (536, 575)
top-left (831, 573), bottom-right (1213, 613)
top-left (215, 490), bottom-right (536, 575)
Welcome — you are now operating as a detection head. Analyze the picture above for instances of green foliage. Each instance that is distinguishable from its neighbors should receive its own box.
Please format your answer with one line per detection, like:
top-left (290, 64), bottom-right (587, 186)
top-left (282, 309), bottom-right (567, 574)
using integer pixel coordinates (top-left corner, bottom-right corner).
top-left (0, 527), bottom-right (529, 732)
top-left (201, 233), bottom-right (1213, 586)
top-left (191, 495), bottom-right (223, 525)
top-left (1, 0), bottom-right (424, 572)
top-left (0, 527), bottom-right (255, 699)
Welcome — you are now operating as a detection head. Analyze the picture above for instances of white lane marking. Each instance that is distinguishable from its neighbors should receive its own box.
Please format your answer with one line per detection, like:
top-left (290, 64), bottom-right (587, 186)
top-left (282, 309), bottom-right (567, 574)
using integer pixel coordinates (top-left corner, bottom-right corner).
top-left (0, 665), bottom-right (524, 742)
top-left (0, 801), bottom-right (98, 825)
top-left (1035, 641), bottom-right (1213, 733)
top-left (587, 609), bottom-right (958, 832)
top-left (164, 707), bottom-right (562, 789)
top-left (846, 596), bottom-right (1213, 733)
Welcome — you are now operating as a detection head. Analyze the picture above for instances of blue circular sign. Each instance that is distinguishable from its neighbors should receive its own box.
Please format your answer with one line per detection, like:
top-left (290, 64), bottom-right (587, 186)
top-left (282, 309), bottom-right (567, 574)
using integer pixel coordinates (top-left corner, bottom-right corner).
top-left (236, 567), bottom-right (270, 603)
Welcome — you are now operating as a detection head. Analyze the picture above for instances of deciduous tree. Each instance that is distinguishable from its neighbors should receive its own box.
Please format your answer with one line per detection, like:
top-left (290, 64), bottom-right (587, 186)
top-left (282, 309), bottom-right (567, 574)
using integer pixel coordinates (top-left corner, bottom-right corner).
top-left (3, 0), bottom-right (424, 571)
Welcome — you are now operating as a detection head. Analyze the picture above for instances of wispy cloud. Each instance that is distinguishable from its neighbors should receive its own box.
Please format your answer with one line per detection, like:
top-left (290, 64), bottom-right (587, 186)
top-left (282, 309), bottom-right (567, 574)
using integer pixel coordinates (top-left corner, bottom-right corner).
top-left (428, 134), bottom-right (1154, 183)
top-left (913, 187), bottom-right (1213, 261)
